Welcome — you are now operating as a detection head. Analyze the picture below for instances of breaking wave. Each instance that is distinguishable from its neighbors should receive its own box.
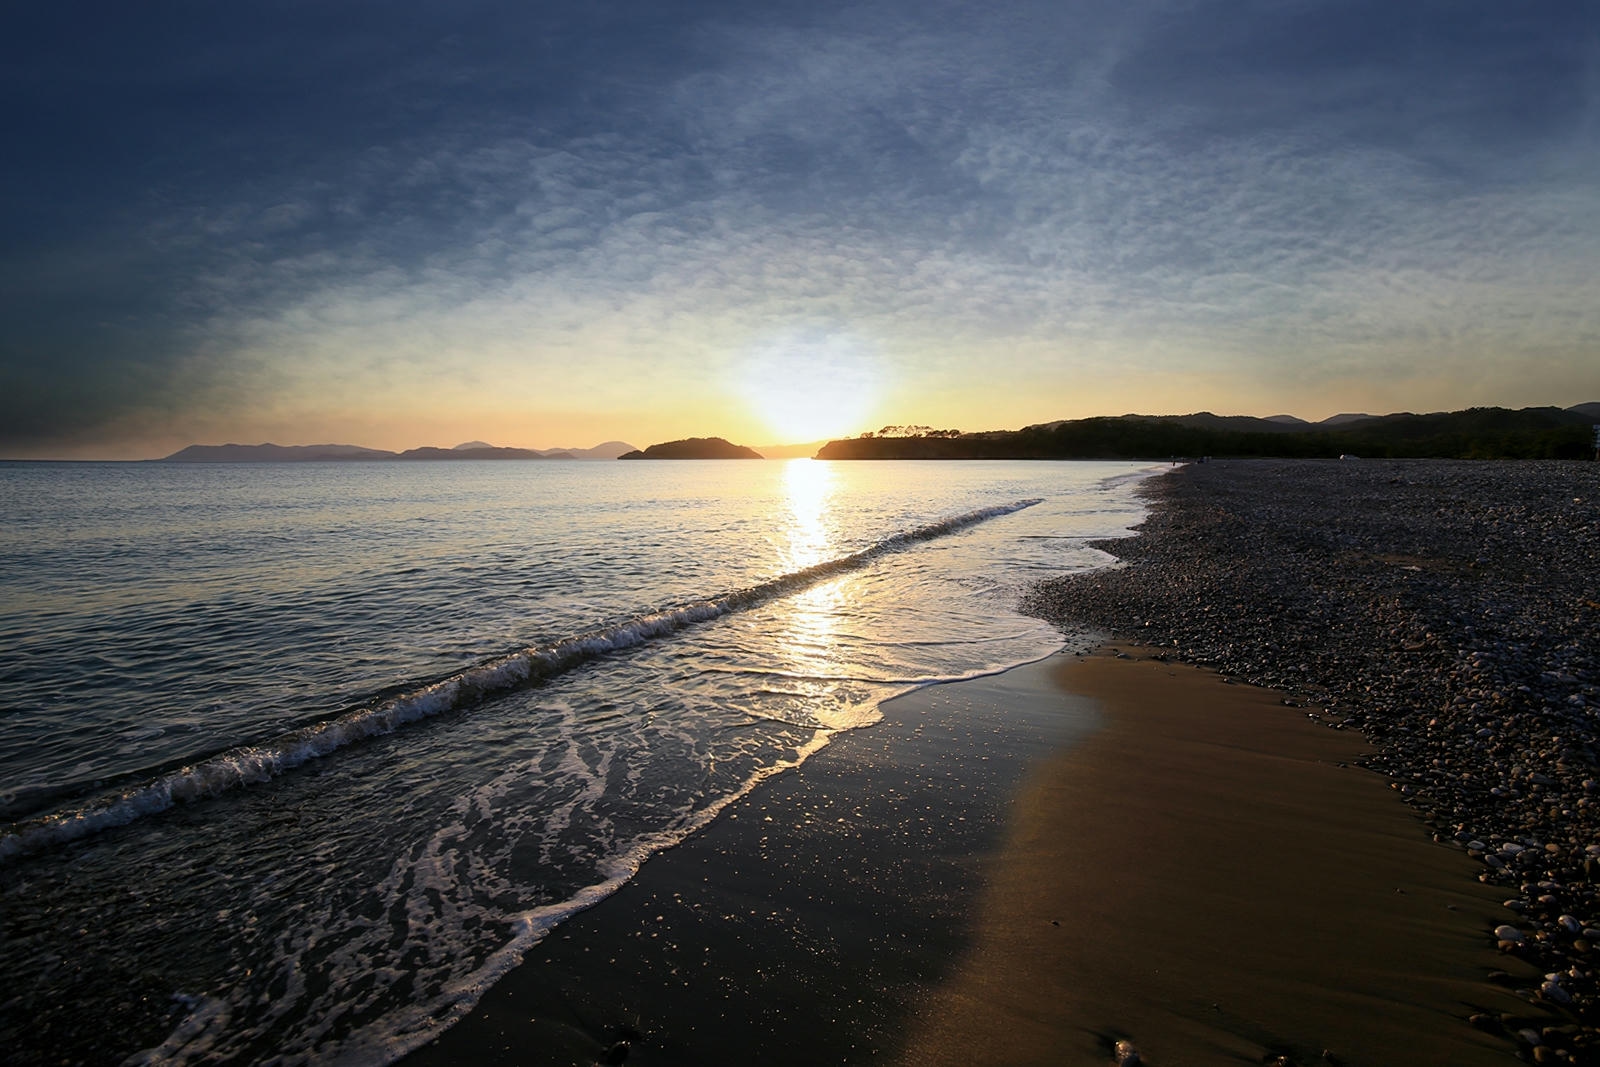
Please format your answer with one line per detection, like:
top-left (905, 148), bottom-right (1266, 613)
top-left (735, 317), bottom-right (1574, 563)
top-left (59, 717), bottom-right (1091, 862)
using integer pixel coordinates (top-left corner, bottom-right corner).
top-left (0, 498), bottom-right (1040, 863)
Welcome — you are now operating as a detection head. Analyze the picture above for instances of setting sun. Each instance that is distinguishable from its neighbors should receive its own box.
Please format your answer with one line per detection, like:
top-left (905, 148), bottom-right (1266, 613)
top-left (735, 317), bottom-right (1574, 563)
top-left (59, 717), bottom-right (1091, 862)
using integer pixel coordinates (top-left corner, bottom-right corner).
top-left (736, 333), bottom-right (883, 443)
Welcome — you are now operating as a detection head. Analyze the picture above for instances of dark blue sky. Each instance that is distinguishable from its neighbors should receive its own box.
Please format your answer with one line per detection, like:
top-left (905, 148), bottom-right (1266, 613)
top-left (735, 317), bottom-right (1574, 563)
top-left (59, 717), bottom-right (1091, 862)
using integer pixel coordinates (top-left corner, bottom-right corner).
top-left (3, 1), bottom-right (1596, 456)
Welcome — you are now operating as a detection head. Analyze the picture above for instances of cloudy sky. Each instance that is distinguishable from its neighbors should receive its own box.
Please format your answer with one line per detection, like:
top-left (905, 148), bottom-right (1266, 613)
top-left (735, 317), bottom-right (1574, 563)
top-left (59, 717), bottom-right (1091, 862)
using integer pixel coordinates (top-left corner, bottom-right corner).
top-left (3, 1), bottom-right (1597, 458)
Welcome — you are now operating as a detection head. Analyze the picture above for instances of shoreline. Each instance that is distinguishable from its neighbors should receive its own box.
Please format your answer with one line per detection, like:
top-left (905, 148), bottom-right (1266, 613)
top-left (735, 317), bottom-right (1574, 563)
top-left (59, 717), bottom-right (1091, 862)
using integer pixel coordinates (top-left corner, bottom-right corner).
top-left (405, 457), bottom-right (1599, 1065)
top-left (406, 641), bottom-right (1537, 1065)
top-left (902, 646), bottom-right (1528, 1066)
top-left (404, 651), bottom-right (1103, 1066)
top-left (1027, 458), bottom-right (1600, 1060)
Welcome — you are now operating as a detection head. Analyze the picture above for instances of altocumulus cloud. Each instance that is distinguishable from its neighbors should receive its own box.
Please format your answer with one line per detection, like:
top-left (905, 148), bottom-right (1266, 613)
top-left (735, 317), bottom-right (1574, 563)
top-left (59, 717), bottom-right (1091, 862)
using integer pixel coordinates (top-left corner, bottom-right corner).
top-left (1, 0), bottom-right (1596, 455)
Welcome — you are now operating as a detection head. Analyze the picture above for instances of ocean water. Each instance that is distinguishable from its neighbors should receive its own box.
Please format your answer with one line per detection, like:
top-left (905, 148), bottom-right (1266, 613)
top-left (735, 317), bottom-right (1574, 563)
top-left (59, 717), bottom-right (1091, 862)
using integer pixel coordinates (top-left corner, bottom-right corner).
top-left (0, 458), bottom-right (1153, 1064)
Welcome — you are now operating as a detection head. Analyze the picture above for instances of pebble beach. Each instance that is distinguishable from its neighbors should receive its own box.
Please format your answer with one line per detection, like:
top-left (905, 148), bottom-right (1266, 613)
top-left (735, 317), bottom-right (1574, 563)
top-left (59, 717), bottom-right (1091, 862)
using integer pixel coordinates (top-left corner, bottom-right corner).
top-left (1025, 458), bottom-right (1600, 1064)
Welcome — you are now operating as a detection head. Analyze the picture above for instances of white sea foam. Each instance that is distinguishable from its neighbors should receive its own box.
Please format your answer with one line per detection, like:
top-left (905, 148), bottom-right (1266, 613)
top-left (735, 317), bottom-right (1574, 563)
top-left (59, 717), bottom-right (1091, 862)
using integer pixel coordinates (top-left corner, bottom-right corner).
top-left (135, 720), bottom-right (835, 1067)
top-left (0, 499), bottom-right (1041, 864)
top-left (362, 732), bottom-right (834, 1066)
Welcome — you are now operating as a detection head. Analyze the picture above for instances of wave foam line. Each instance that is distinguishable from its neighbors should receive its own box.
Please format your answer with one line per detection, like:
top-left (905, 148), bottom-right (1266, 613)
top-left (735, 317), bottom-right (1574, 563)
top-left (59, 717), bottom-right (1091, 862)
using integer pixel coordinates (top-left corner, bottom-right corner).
top-left (133, 726), bottom-right (835, 1067)
top-left (0, 498), bottom-right (1041, 863)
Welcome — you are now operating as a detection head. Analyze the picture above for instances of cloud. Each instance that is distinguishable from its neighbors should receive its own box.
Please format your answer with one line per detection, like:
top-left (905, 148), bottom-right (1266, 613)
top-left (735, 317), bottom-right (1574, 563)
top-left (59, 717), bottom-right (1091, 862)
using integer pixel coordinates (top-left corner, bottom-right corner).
top-left (3, 1), bottom-right (1598, 455)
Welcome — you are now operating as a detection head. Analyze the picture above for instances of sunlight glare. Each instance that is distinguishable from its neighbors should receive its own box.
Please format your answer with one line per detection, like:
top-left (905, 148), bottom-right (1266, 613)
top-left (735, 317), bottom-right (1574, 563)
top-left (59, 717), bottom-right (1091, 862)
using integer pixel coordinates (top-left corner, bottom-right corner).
top-left (769, 458), bottom-right (856, 721)
top-left (779, 457), bottom-right (835, 572)
top-left (737, 334), bottom-right (882, 443)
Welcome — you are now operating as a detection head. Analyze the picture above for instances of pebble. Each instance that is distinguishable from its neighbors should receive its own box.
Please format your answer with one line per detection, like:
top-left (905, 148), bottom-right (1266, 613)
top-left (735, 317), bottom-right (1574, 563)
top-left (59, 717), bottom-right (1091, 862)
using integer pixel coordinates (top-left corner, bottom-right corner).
top-left (1024, 459), bottom-right (1600, 1049)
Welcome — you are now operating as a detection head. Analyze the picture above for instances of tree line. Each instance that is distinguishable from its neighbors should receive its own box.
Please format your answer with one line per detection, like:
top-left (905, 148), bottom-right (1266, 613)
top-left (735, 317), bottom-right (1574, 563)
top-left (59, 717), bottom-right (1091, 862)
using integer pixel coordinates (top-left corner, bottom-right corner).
top-left (816, 408), bottom-right (1597, 461)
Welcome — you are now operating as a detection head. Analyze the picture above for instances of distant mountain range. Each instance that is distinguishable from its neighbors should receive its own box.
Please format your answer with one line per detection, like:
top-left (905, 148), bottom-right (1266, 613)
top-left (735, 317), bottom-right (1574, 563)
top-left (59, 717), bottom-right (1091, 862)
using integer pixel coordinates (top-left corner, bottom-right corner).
top-left (161, 440), bottom-right (638, 462)
top-left (817, 404), bottom-right (1600, 461)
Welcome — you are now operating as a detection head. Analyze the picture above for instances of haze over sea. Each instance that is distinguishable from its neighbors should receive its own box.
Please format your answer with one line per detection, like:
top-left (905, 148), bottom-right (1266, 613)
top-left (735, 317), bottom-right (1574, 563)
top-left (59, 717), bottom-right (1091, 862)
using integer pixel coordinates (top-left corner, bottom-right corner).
top-left (0, 458), bottom-right (1153, 1065)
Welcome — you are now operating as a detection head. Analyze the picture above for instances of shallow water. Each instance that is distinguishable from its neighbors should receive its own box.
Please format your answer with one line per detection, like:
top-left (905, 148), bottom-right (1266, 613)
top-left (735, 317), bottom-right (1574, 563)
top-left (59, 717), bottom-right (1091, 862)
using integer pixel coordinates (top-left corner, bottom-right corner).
top-left (0, 458), bottom-right (1153, 1064)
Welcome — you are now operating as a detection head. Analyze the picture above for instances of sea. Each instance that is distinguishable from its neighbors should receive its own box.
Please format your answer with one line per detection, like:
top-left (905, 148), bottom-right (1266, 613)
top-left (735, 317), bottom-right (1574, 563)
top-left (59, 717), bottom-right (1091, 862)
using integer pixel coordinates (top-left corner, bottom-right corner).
top-left (0, 457), bottom-right (1155, 1065)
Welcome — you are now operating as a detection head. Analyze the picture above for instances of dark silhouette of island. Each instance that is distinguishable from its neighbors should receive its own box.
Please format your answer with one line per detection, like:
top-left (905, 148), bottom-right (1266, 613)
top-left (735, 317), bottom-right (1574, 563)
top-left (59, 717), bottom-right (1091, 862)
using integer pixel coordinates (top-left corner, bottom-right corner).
top-left (815, 405), bottom-right (1600, 461)
top-left (618, 437), bottom-right (764, 460)
top-left (162, 440), bottom-right (637, 462)
top-left (162, 443), bottom-right (398, 462)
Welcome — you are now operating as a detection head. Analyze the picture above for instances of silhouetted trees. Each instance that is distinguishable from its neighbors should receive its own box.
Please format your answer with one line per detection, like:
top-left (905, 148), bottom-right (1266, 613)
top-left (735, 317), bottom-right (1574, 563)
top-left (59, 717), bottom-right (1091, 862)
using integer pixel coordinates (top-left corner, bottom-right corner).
top-left (817, 408), bottom-right (1596, 461)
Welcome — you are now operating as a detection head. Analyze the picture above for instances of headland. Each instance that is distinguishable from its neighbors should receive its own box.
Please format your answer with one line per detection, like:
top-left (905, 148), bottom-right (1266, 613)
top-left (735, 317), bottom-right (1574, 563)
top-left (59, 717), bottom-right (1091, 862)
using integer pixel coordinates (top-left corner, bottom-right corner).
top-left (816, 404), bottom-right (1600, 460)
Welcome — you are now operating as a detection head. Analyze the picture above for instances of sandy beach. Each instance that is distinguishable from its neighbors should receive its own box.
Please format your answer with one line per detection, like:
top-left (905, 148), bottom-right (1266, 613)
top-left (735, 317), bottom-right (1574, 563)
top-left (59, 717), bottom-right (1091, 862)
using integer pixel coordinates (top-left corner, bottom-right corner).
top-left (1028, 458), bottom-right (1600, 1061)
top-left (405, 656), bottom-right (1102, 1066)
top-left (902, 647), bottom-right (1528, 1066)
top-left (408, 643), bottom-right (1537, 1065)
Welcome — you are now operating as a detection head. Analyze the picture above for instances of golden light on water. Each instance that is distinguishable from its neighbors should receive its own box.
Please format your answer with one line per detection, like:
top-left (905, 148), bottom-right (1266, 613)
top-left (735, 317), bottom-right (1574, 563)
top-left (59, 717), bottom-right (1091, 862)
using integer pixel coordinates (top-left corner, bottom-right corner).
top-left (771, 458), bottom-right (851, 700)
top-left (778, 458), bottom-right (836, 572)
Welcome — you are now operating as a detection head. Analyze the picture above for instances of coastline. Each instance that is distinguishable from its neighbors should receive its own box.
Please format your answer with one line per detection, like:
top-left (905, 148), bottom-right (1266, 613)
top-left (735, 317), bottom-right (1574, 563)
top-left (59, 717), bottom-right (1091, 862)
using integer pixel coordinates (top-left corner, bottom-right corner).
top-left (901, 647), bottom-right (1527, 1066)
top-left (406, 457), bottom-right (1599, 1065)
top-left (406, 645), bottom-right (1533, 1065)
top-left (1027, 458), bottom-right (1600, 1059)
top-left (404, 653), bottom-right (1104, 1066)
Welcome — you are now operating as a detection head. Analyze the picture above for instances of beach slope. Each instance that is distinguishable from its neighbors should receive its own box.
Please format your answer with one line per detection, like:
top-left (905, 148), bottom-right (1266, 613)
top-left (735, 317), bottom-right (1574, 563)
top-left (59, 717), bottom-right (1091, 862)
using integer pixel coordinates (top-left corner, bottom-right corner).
top-left (408, 645), bottom-right (1534, 1065)
top-left (902, 647), bottom-right (1528, 1066)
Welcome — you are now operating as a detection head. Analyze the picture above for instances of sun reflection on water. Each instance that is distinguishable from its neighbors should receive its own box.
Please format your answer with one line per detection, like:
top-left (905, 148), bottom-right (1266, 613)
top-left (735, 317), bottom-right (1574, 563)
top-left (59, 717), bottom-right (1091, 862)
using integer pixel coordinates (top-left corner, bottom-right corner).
top-left (779, 458), bottom-right (836, 573)
top-left (768, 460), bottom-right (861, 722)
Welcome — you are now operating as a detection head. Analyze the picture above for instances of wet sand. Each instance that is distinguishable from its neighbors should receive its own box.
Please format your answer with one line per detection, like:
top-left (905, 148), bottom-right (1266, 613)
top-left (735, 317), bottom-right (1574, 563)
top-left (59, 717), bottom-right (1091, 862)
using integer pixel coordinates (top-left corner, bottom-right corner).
top-left (407, 647), bottom-right (1536, 1066)
top-left (901, 647), bottom-right (1532, 1066)
top-left (1025, 459), bottom-right (1600, 1057)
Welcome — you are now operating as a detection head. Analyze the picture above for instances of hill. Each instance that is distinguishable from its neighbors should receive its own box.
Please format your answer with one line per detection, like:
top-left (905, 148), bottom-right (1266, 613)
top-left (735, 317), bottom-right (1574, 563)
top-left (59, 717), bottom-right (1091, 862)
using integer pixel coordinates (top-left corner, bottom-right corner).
top-left (162, 443), bottom-right (397, 462)
top-left (162, 440), bottom-right (634, 462)
top-left (816, 405), bottom-right (1600, 461)
top-left (395, 446), bottom-right (549, 460)
top-left (618, 437), bottom-right (764, 460)
top-left (538, 441), bottom-right (637, 460)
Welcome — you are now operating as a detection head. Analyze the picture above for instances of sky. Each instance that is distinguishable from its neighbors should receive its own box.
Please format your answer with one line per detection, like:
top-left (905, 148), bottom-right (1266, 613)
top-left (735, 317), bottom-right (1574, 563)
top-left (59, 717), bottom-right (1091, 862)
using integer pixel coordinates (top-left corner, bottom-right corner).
top-left (3, 1), bottom-right (1598, 459)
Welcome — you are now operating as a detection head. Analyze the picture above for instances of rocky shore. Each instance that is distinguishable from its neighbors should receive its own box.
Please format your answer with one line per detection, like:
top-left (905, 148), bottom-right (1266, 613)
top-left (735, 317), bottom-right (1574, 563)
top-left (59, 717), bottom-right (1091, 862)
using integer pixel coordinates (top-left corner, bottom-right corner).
top-left (1025, 458), bottom-right (1600, 1065)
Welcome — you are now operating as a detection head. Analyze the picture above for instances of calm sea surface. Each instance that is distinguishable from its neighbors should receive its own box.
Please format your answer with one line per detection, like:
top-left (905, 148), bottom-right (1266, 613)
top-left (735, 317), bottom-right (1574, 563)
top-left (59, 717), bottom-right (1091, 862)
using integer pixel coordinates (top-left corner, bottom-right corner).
top-left (0, 458), bottom-right (1153, 1064)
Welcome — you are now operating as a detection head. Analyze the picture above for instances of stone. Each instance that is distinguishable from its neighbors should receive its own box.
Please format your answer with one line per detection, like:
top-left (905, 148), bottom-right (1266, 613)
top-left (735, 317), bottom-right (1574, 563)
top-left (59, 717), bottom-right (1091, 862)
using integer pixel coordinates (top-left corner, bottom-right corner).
top-left (1020, 460), bottom-right (1600, 1056)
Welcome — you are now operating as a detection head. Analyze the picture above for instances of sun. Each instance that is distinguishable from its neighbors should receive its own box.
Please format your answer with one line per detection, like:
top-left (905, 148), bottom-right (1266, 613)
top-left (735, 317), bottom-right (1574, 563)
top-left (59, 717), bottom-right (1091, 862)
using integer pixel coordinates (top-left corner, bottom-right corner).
top-left (736, 333), bottom-right (883, 443)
